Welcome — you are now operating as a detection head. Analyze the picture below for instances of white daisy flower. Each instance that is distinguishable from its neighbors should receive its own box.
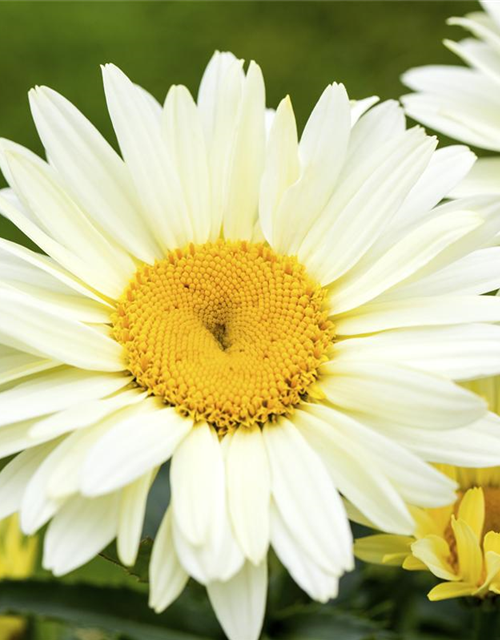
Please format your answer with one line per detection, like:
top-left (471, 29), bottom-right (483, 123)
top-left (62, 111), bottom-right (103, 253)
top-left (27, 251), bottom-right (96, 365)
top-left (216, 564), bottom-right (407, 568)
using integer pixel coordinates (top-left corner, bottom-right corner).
top-left (2, 51), bottom-right (500, 640)
top-left (402, 0), bottom-right (500, 198)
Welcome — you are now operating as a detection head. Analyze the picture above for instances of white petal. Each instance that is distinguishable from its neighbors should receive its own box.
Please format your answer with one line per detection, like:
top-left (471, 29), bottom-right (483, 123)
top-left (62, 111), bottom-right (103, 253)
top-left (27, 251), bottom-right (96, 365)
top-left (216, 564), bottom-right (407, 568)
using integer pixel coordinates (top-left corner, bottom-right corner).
top-left (293, 407), bottom-right (414, 534)
top-left (299, 127), bottom-right (436, 285)
top-left (263, 419), bottom-right (352, 575)
top-left (226, 426), bottom-right (271, 564)
top-left (0, 289), bottom-right (124, 371)
top-left (0, 237), bottom-right (111, 306)
top-left (349, 96), bottom-right (379, 125)
top-left (333, 324), bottom-right (500, 381)
top-left (43, 492), bottom-right (120, 576)
top-left (0, 345), bottom-right (55, 387)
top-left (149, 509), bottom-right (189, 613)
top-left (334, 295), bottom-right (500, 335)
top-left (81, 400), bottom-right (191, 496)
top-left (451, 157), bottom-right (500, 198)
top-left (102, 64), bottom-right (193, 251)
top-left (29, 388), bottom-right (147, 441)
top-left (272, 84), bottom-right (352, 255)
top-left (0, 141), bottom-right (135, 297)
top-left (28, 86), bottom-right (160, 262)
top-left (163, 85), bottom-right (212, 244)
top-left (328, 210), bottom-right (482, 314)
top-left (0, 441), bottom-right (58, 521)
top-left (223, 61), bottom-right (266, 241)
top-left (207, 559), bottom-right (267, 640)
top-left (377, 411), bottom-right (500, 467)
top-left (270, 504), bottom-right (339, 603)
top-left (259, 96), bottom-right (299, 245)
top-left (393, 146), bottom-right (477, 227)
top-left (321, 361), bottom-right (487, 430)
top-left (117, 469), bottom-right (154, 566)
top-left (197, 52), bottom-right (245, 239)
top-left (0, 367), bottom-right (130, 427)
top-left (171, 423), bottom-right (224, 546)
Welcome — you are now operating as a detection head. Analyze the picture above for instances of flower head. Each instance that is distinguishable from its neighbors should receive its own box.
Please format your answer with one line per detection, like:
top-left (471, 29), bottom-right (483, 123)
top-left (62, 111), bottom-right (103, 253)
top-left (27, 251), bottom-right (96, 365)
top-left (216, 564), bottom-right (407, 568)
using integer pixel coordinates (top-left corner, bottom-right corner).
top-left (2, 51), bottom-right (500, 640)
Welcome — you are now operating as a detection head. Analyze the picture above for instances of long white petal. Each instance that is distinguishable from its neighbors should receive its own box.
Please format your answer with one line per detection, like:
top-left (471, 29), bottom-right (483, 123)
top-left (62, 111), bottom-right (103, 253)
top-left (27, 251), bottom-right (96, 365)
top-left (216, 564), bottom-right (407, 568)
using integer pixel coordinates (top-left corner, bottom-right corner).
top-left (333, 324), bottom-right (500, 381)
top-left (270, 504), bottom-right (339, 603)
top-left (149, 509), bottom-right (189, 613)
top-left (207, 560), bottom-right (267, 640)
top-left (0, 367), bottom-right (130, 427)
top-left (102, 64), bottom-right (193, 251)
top-left (0, 289), bottom-right (124, 371)
top-left (321, 361), bottom-right (487, 430)
top-left (43, 492), bottom-right (120, 576)
top-left (28, 85), bottom-right (160, 262)
top-left (81, 400), bottom-right (191, 496)
top-left (226, 426), bottom-right (271, 564)
top-left (171, 423), bottom-right (224, 547)
top-left (263, 419), bottom-right (352, 575)
top-left (272, 83), bottom-right (351, 255)
top-left (117, 469), bottom-right (154, 566)
top-left (334, 295), bottom-right (500, 335)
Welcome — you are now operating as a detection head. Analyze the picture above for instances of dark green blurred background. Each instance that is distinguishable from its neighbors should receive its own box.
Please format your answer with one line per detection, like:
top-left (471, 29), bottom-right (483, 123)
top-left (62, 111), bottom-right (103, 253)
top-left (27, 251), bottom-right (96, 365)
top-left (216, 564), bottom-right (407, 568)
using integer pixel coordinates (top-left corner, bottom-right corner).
top-left (0, 0), bottom-right (478, 244)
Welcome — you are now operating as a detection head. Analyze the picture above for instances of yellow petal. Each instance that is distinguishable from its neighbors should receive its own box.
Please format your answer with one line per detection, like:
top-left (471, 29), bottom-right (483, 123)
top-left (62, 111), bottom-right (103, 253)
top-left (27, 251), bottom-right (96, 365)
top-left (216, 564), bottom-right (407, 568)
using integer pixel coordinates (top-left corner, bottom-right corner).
top-left (484, 531), bottom-right (500, 556)
top-left (354, 534), bottom-right (413, 566)
top-left (457, 487), bottom-right (485, 540)
top-left (402, 555), bottom-right (427, 571)
top-left (428, 581), bottom-right (476, 601)
top-left (452, 516), bottom-right (483, 585)
top-left (410, 505), bottom-right (446, 538)
top-left (411, 535), bottom-right (458, 581)
top-left (475, 551), bottom-right (500, 597)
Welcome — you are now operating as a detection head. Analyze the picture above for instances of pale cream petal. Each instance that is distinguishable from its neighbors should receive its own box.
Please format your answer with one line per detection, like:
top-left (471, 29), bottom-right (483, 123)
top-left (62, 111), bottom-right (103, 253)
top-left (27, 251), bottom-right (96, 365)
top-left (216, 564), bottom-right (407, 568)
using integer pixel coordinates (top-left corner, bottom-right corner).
top-left (81, 400), bottom-right (191, 496)
top-left (0, 367), bottom-right (130, 427)
top-left (264, 418), bottom-right (352, 575)
top-left (171, 424), bottom-right (225, 547)
top-left (28, 85), bottom-right (160, 262)
top-left (320, 362), bottom-right (486, 430)
top-left (149, 509), bottom-right (189, 613)
top-left (163, 85), bottom-right (212, 244)
top-left (43, 492), bottom-right (120, 576)
top-left (226, 426), bottom-right (270, 564)
top-left (102, 64), bottom-right (193, 251)
top-left (117, 469), bottom-right (155, 566)
top-left (0, 289), bottom-right (124, 371)
top-left (207, 559), bottom-right (267, 640)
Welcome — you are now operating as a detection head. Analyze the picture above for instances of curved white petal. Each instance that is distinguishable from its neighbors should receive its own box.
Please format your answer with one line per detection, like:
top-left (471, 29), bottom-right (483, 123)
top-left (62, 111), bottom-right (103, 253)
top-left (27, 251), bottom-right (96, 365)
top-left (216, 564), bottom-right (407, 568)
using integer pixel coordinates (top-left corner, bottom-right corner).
top-left (321, 361), bottom-right (487, 430)
top-left (0, 289), bottom-right (124, 371)
top-left (149, 509), bottom-right (189, 613)
top-left (207, 559), bottom-right (267, 640)
top-left (226, 426), bottom-right (271, 564)
top-left (263, 419), bottom-right (352, 575)
top-left (117, 469), bottom-right (154, 566)
top-left (43, 492), bottom-right (120, 576)
top-left (28, 85), bottom-right (160, 262)
top-left (271, 504), bottom-right (339, 603)
top-left (81, 400), bottom-right (191, 496)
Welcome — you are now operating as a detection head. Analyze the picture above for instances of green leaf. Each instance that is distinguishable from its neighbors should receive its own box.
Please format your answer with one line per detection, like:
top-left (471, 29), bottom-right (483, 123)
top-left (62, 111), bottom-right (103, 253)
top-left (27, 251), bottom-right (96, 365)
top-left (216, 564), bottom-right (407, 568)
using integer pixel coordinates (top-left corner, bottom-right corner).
top-left (0, 580), bottom-right (222, 640)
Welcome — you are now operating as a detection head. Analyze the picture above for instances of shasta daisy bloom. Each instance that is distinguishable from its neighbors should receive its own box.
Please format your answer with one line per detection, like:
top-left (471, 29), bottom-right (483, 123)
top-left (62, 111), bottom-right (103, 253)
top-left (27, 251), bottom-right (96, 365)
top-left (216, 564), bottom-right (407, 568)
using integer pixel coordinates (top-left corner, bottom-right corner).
top-left (2, 51), bottom-right (500, 640)
top-left (355, 378), bottom-right (500, 602)
top-left (402, 0), bottom-right (500, 198)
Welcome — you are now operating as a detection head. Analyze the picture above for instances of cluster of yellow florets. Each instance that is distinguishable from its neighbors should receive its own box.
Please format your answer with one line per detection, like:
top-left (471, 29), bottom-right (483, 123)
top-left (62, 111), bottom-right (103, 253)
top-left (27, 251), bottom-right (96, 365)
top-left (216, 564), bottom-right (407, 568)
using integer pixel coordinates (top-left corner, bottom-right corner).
top-left (113, 241), bottom-right (333, 431)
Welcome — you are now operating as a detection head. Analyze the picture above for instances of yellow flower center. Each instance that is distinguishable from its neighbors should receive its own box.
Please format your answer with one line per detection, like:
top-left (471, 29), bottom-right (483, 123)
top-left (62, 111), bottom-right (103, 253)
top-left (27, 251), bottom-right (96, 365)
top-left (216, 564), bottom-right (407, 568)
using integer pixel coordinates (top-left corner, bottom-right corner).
top-left (113, 241), bottom-right (333, 431)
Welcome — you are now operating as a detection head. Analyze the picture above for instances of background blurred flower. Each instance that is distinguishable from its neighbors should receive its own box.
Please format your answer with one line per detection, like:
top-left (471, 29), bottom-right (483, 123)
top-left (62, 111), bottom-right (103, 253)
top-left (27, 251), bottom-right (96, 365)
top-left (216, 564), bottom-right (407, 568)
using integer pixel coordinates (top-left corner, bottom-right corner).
top-left (402, 0), bottom-right (500, 198)
top-left (355, 377), bottom-right (500, 602)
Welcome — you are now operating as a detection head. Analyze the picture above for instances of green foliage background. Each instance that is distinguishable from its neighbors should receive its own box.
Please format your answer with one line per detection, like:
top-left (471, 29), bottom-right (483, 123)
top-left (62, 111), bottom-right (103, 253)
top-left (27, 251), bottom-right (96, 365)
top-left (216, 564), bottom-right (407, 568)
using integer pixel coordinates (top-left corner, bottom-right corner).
top-left (0, 1), bottom-right (490, 639)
